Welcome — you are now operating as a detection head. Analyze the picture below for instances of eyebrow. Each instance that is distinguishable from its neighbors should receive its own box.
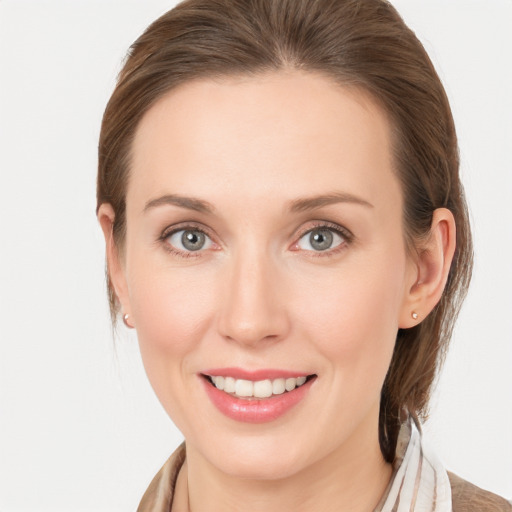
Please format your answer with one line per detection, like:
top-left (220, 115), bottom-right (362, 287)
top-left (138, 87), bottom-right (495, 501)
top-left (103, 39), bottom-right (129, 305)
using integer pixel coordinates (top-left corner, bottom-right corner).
top-left (288, 192), bottom-right (374, 212)
top-left (143, 194), bottom-right (215, 214)
top-left (143, 191), bottom-right (373, 215)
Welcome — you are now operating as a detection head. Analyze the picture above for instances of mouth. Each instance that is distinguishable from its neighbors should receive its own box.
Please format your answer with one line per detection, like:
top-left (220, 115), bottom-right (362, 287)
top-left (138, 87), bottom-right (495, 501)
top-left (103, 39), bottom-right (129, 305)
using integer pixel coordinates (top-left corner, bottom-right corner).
top-left (200, 367), bottom-right (317, 422)
top-left (201, 373), bottom-right (316, 400)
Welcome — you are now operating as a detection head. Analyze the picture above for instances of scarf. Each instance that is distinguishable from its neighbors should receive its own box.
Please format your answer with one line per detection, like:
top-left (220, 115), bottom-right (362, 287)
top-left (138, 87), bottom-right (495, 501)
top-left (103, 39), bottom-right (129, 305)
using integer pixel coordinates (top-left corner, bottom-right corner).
top-left (376, 415), bottom-right (452, 511)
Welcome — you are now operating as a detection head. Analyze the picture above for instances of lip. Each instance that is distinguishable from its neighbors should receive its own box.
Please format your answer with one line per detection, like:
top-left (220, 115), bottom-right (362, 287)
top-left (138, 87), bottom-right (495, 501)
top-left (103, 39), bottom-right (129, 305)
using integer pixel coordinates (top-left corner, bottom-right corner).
top-left (202, 367), bottom-right (310, 380)
top-left (201, 371), bottom-right (316, 424)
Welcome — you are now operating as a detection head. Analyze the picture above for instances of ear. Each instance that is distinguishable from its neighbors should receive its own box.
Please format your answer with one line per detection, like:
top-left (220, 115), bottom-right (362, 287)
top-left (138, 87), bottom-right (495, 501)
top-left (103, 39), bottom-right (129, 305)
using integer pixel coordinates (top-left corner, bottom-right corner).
top-left (399, 208), bottom-right (456, 328)
top-left (97, 203), bottom-right (132, 323)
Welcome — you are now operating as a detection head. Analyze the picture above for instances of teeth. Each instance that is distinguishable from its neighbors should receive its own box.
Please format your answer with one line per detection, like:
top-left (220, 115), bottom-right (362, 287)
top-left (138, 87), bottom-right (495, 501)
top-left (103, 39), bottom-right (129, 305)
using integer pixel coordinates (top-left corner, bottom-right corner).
top-left (253, 379), bottom-right (273, 398)
top-left (235, 379), bottom-right (253, 397)
top-left (285, 377), bottom-right (296, 391)
top-left (213, 376), bottom-right (225, 390)
top-left (224, 376), bottom-right (236, 393)
top-left (209, 375), bottom-right (310, 398)
top-left (272, 378), bottom-right (286, 395)
top-left (296, 376), bottom-right (307, 386)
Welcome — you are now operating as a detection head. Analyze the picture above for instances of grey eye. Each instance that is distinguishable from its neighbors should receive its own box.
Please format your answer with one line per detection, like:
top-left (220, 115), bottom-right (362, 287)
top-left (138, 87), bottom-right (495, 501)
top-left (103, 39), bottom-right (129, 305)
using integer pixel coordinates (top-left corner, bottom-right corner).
top-left (168, 229), bottom-right (212, 252)
top-left (298, 228), bottom-right (343, 252)
top-left (182, 230), bottom-right (205, 251)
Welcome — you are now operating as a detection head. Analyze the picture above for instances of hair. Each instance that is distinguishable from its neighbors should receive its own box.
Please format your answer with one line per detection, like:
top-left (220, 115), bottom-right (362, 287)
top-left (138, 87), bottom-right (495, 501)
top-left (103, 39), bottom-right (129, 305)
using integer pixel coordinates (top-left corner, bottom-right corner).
top-left (97, 0), bottom-right (473, 462)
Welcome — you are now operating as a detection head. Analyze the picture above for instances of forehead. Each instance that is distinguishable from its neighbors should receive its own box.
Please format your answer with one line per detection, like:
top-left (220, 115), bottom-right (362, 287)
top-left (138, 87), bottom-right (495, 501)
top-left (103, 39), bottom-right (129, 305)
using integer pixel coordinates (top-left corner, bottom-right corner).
top-left (128, 71), bottom-right (400, 212)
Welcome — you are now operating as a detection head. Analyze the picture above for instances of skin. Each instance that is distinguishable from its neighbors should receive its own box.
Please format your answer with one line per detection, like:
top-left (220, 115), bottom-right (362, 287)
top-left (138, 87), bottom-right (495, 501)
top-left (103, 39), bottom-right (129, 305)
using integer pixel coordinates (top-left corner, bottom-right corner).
top-left (99, 71), bottom-right (455, 512)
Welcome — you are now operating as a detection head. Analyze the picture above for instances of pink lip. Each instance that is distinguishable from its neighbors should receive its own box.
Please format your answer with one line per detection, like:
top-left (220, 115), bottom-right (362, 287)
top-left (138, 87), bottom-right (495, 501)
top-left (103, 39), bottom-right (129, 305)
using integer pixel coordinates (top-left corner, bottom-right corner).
top-left (202, 367), bottom-right (310, 380)
top-left (201, 373), bottom-right (316, 424)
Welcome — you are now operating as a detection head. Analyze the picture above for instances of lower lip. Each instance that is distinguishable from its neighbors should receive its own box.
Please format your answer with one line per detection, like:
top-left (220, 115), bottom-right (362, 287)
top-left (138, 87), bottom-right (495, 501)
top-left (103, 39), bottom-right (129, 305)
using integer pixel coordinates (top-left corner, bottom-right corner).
top-left (202, 377), bottom-right (315, 423)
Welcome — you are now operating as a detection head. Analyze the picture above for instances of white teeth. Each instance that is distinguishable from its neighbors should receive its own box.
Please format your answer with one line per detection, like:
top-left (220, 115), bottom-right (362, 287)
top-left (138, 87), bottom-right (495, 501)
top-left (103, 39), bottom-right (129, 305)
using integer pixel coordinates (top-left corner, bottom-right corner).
top-left (285, 377), bottom-right (297, 392)
top-left (209, 375), bottom-right (310, 398)
top-left (253, 379), bottom-right (273, 398)
top-left (224, 377), bottom-right (236, 393)
top-left (272, 378), bottom-right (286, 395)
top-left (235, 379), bottom-right (254, 397)
top-left (213, 376), bottom-right (225, 390)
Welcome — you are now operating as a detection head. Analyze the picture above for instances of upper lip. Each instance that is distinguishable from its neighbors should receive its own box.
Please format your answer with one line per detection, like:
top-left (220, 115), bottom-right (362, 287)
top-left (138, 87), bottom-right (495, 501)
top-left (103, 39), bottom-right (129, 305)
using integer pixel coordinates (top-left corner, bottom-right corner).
top-left (202, 367), bottom-right (313, 381)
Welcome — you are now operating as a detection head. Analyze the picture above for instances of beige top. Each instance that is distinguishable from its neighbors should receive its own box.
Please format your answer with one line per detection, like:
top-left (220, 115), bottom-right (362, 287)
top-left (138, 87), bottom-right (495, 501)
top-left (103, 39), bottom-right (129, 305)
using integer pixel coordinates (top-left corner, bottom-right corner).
top-left (137, 443), bottom-right (512, 512)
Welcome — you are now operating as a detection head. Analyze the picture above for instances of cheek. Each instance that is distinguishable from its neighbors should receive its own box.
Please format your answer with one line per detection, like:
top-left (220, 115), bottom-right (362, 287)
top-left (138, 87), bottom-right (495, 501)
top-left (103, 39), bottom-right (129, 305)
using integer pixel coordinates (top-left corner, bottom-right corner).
top-left (127, 259), bottom-right (218, 382)
top-left (292, 250), bottom-right (407, 378)
top-left (126, 263), bottom-right (223, 438)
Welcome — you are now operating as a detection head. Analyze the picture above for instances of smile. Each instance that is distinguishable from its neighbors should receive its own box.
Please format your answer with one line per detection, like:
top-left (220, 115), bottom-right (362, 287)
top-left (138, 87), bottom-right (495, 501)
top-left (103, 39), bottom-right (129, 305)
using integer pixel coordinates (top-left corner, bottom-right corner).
top-left (206, 375), bottom-right (311, 399)
top-left (201, 370), bottom-right (317, 423)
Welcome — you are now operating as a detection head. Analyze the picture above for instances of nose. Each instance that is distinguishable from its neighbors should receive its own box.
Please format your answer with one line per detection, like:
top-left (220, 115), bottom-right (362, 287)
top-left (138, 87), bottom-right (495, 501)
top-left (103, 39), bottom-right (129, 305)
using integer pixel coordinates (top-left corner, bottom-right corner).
top-left (217, 248), bottom-right (290, 347)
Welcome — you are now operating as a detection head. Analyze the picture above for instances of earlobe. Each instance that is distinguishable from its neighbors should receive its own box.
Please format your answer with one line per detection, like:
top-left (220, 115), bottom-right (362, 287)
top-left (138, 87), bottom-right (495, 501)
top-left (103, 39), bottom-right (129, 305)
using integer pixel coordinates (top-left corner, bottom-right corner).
top-left (97, 204), bottom-right (132, 322)
top-left (399, 208), bottom-right (456, 328)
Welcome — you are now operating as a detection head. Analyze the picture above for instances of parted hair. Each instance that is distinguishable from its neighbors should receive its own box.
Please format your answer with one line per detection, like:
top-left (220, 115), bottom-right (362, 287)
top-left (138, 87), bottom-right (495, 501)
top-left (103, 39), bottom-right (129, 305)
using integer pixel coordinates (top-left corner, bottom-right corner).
top-left (97, 0), bottom-right (473, 461)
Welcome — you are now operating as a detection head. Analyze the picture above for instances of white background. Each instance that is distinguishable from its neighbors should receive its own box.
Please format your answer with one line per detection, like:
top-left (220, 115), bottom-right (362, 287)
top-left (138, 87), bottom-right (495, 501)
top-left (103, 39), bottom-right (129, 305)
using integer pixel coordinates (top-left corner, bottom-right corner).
top-left (0, 1), bottom-right (511, 510)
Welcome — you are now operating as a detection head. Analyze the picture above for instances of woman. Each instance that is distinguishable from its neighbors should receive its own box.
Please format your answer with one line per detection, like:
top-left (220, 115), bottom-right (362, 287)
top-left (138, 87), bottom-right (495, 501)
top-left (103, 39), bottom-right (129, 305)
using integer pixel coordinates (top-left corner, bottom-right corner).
top-left (96, 0), bottom-right (511, 510)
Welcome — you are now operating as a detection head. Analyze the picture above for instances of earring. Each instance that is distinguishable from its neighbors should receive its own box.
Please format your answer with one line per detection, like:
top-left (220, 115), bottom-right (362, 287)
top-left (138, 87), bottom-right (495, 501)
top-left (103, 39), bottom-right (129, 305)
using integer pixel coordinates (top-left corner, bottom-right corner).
top-left (411, 312), bottom-right (419, 320)
top-left (122, 313), bottom-right (134, 329)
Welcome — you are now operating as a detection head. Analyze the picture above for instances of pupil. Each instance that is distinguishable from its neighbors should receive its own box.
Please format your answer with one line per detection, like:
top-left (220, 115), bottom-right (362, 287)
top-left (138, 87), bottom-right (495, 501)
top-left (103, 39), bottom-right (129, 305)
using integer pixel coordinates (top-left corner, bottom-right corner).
top-left (310, 229), bottom-right (333, 251)
top-left (182, 230), bottom-right (205, 251)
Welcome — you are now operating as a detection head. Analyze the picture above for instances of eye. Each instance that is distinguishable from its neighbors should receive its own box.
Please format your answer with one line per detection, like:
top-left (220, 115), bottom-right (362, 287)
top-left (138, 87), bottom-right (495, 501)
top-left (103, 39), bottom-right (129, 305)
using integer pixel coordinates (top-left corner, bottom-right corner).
top-left (297, 227), bottom-right (345, 252)
top-left (166, 229), bottom-right (213, 252)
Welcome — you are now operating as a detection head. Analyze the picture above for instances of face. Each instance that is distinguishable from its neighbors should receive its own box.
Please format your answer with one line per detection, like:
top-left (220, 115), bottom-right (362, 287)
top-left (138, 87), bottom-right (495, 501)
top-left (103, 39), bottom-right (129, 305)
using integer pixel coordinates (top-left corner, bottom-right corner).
top-left (110, 71), bottom-right (418, 479)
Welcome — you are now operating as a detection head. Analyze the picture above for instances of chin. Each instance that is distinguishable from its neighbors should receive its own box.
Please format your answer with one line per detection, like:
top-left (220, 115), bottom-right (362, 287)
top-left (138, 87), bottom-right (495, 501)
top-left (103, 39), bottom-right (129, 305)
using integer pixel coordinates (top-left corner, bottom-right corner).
top-left (196, 432), bottom-right (315, 481)
top-left (217, 453), bottom-right (304, 481)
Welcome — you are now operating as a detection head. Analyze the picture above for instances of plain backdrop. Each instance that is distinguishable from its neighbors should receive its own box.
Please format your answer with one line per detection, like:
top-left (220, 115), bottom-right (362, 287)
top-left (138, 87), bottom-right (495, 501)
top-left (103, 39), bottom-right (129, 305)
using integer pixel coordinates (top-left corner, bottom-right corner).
top-left (0, 1), bottom-right (511, 510)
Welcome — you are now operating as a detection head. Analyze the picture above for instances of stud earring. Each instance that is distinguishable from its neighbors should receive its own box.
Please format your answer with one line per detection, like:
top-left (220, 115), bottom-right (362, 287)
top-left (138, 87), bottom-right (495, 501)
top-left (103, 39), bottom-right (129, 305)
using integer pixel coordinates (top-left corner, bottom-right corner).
top-left (411, 312), bottom-right (419, 320)
top-left (123, 313), bottom-right (134, 329)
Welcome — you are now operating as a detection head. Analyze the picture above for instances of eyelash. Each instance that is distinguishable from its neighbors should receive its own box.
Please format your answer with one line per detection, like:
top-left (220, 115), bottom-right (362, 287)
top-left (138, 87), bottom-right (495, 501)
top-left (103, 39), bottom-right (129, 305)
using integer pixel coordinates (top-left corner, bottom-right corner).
top-left (158, 221), bottom-right (354, 259)
top-left (159, 223), bottom-right (215, 259)
top-left (293, 221), bottom-right (353, 258)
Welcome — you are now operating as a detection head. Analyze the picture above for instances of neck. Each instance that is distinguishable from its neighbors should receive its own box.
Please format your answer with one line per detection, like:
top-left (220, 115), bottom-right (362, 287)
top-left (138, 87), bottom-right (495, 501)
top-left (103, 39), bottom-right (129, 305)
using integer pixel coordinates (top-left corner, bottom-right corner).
top-left (179, 416), bottom-right (392, 512)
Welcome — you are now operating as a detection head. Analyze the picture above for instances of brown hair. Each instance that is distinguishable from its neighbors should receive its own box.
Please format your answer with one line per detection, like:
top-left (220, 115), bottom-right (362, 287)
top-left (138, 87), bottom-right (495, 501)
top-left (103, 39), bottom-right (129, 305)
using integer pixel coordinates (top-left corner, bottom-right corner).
top-left (97, 0), bottom-right (473, 461)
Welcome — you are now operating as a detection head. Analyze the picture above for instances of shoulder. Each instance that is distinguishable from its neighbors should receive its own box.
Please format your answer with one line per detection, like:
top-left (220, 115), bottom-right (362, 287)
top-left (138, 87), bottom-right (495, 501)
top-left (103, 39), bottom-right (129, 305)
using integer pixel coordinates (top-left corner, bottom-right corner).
top-left (448, 472), bottom-right (512, 512)
top-left (137, 443), bottom-right (186, 512)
